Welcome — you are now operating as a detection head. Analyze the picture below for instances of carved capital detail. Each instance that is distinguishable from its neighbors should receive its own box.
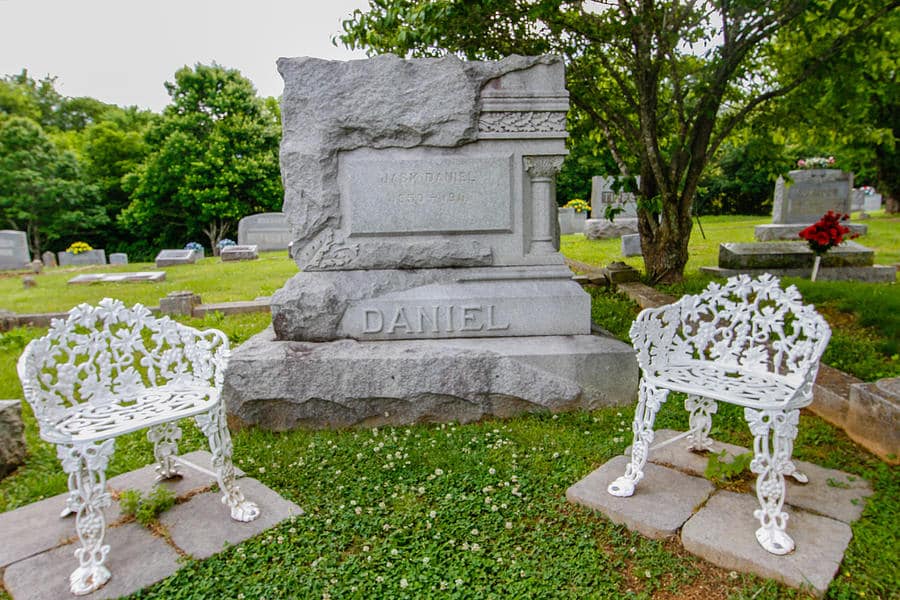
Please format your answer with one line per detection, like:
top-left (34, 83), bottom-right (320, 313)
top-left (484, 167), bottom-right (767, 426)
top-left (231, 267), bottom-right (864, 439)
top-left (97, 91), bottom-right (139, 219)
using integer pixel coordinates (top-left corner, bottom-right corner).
top-left (478, 111), bottom-right (567, 133)
top-left (523, 156), bottom-right (565, 179)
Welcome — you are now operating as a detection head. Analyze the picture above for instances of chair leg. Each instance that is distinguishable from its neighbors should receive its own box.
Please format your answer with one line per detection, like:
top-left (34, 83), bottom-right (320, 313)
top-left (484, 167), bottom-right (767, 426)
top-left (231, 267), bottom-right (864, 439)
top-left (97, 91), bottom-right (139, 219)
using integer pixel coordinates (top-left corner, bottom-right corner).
top-left (148, 422), bottom-right (183, 480)
top-left (685, 395), bottom-right (717, 452)
top-left (744, 407), bottom-right (800, 555)
top-left (195, 401), bottom-right (260, 522)
top-left (57, 441), bottom-right (114, 595)
top-left (608, 380), bottom-right (669, 497)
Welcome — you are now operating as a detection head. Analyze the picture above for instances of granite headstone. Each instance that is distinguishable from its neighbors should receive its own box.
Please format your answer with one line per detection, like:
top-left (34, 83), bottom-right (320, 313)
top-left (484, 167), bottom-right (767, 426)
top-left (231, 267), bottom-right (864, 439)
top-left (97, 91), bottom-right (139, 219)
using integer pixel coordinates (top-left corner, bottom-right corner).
top-left (220, 244), bottom-right (259, 262)
top-left (238, 213), bottom-right (292, 252)
top-left (755, 170), bottom-right (866, 240)
top-left (40, 251), bottom-right (57, 268)
top-left (585, 176), bottom-right (639, 239)
top-left (57, 249), bottom-right (106, 266)
top-left (225, 54), bottom-right (638, 430)
top-left (109, 253), bottom-right (128, 265)
top-left (155, 249), bottom-right (200, 267)
top-left (0, 231), bottom-right (30, 271)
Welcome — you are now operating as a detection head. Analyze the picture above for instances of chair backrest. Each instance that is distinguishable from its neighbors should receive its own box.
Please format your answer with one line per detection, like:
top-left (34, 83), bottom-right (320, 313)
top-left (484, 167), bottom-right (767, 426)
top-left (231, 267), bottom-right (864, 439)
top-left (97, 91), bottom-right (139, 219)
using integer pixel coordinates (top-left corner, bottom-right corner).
top-left (629, 274), bottom-right (830, 382)
top-left (17, 298), bottom-right (229, 430)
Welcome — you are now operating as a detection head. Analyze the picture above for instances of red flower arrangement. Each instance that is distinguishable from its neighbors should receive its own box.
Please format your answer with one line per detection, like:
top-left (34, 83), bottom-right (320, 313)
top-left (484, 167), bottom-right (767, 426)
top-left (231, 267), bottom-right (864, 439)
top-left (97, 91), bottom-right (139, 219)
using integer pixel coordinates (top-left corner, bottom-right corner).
top-left (798, 211), bottom-right (858, 256)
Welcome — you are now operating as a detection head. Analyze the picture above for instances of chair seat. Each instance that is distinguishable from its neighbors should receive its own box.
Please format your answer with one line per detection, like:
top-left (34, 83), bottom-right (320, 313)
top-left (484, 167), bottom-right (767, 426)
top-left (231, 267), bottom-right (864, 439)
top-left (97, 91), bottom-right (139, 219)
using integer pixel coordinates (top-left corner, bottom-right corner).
top-left (646, 360), bottom-right (805, 410)
top-left (45, 382), bottom-right (218, 444)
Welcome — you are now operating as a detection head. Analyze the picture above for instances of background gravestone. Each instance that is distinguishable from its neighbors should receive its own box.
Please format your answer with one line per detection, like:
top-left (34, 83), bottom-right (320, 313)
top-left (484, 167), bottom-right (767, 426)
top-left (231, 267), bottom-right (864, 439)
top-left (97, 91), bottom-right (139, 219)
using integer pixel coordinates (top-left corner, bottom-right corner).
top-left (224, 54), bottom-right (638, 430)
top-left (155, 249), bottom-right (200, 267)
top-left (238, 213), bottom-right (292, 252)
top-left (557, 207), bottom-right (587, 235)
top-left (0, 400), bottom-right (26, 479)
top-left (57, 249), bottom-right (106, 266)
top-left (0, 231), bottom-right (30, 271)
top-left (40, 251), bottom-right (57, 268)
top-left (621, 234), bottom-right (642, 257)
top-left (220, 245), bottom-right (259, 262)
top-left (755, 170), bottom-right (866, 240)
top-left (585, 176), bottom-right (640, 239)
top-left (109, 253), bottom-right (128, 265)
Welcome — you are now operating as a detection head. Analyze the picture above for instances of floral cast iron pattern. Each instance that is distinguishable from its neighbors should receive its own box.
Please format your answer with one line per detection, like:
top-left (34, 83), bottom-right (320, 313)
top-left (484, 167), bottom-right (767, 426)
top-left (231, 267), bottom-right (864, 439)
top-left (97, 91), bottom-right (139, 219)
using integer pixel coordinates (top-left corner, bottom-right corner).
top-left (607, 274), bottom-right (830, 555)
top-left (17, 298), bottom-right (259, 595)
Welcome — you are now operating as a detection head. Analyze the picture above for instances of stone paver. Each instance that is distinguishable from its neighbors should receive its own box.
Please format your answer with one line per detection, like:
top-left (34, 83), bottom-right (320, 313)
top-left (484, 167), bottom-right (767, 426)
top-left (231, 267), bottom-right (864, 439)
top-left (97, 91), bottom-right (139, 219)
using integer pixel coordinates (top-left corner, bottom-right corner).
top-left (0, 451), bottom-right (245, 569)
top-left (161, 477), bottom-right (303, 559)
top-left (644, 430), bottom-right (872, 524)
top-left (566, 455), bottom-right (715, 539)
top-left (3, 522), bottom-right (180, 600)
top-left (0, 490), bottom-right (77, 569)
top-left (681, 490), bottom-right (852, 598)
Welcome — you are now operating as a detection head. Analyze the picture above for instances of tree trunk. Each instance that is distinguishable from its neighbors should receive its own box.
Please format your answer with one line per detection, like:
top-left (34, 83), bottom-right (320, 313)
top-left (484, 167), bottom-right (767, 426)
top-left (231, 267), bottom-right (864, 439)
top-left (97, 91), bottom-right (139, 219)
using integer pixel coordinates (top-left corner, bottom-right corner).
top-left (639, 193), bottom-right (692, 284)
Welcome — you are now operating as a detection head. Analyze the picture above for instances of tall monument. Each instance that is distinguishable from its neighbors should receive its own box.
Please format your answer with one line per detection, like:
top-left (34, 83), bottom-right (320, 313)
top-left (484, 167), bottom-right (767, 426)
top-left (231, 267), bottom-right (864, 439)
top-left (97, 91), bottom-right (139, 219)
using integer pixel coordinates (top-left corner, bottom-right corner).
top-left (224, 54), bottom-right (637, 429)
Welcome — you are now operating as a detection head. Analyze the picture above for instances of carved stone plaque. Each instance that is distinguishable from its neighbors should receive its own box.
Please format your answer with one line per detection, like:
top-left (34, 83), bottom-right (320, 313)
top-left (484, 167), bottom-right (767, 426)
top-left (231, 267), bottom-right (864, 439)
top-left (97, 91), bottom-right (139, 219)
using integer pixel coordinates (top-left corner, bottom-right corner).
top-left (344, 156), bottom-right (513, 235)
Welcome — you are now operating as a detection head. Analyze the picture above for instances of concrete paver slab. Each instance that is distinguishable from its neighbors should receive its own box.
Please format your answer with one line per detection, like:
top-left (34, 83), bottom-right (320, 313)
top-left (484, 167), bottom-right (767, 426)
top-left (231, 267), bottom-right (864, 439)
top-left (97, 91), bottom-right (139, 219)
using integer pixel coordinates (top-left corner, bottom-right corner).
top-left (644, 430), bottom-right (872, 524)
top-left (681, 490), bottom-right (852, 598)
top-left (566, 455), bottom-right (715, 539)
top-left (3, 522), bottom-right (180, 600)
top-left (161, 477), bottom-right (303, 560)
top-left (0, 491), bottom-right (76, 568)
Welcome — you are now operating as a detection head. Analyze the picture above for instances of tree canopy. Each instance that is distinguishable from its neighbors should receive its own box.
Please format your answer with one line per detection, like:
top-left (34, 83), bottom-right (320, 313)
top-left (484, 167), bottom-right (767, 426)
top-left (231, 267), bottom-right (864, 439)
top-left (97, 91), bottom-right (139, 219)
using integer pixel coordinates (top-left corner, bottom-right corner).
top-left (0, 116), bottom-right (106, 256)
top-left (341, 0), bottom-right (899, 281)
top-left (119, 64), bottom-right (283, 253)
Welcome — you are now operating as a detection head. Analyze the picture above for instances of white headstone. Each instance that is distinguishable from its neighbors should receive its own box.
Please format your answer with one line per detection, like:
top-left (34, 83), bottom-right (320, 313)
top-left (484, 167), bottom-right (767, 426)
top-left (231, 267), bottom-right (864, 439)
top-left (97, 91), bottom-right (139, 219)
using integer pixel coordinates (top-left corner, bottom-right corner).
top-left (237, 213), bottom-right (292, 251)
top-left (109, 253), bottom-right (128, 265)
top-left (0, 230), bottom-right (29, 271)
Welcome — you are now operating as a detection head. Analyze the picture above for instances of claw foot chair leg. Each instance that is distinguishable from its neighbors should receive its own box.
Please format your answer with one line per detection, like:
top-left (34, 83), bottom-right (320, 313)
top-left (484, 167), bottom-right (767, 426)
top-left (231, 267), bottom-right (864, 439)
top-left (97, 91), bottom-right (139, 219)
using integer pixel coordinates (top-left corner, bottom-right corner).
top-left (196, 402), bottom-right (260, 522)
top-left (148, 422), bottom-right (183, 480)
top-left (58, 442), bottom-right (114, 595)
top-left (608, 380), bottom-right (669, 497)
top-left (745, 408), bottom-right (801, 555)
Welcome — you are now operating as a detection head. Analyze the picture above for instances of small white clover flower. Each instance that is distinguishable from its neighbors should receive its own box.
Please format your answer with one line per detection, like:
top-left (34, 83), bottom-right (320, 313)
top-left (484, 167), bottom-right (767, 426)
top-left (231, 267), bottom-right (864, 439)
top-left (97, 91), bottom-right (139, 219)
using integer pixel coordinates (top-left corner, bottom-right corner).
top-left (400, 578), bottom-right (409, 589)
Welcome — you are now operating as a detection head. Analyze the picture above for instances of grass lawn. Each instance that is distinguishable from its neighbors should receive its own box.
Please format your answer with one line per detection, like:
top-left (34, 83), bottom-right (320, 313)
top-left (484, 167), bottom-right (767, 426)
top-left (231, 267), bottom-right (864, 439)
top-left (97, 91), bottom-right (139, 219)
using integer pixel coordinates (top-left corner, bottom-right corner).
top-left (1, 215), bottom-right (898, 599)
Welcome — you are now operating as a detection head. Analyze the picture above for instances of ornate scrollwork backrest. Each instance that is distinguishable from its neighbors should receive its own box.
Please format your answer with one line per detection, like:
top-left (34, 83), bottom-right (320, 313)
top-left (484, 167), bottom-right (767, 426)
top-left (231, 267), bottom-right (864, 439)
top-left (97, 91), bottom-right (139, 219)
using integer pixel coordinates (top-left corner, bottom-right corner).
top-left (629, 274), bottom-right (830, 383)
top-left (17, 298), bottom-right (229, 431)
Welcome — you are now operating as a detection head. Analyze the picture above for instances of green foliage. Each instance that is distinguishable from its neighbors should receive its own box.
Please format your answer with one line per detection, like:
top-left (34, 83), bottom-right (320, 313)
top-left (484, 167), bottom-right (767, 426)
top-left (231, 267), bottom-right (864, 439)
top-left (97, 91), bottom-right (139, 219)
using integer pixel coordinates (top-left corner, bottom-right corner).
top-left (119, 486), bottom-right (176, 526)
top-left (766, 2), bottom-right (900, 199)
top-left (341, 0), bottom-right (897, 282)
top-left (0, 116), bottom-right (106, 256)
top-left (120, 64), bottom-right (282, 252)
top-left (704, 451), bottom-right (754, 487)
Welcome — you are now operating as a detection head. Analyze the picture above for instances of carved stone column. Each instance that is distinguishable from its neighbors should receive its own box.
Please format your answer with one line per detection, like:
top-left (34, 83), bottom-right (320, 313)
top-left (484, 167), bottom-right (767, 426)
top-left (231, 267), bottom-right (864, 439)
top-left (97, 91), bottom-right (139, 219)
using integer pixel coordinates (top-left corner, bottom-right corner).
top-left (524, 156), bottom-right (565, 255)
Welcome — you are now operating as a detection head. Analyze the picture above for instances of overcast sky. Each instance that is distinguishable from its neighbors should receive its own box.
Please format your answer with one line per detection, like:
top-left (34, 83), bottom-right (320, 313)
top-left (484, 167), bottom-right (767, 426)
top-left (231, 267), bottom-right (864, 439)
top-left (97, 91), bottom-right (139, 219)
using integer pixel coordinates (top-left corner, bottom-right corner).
top-left (0, 0), bottom-right (372, 112)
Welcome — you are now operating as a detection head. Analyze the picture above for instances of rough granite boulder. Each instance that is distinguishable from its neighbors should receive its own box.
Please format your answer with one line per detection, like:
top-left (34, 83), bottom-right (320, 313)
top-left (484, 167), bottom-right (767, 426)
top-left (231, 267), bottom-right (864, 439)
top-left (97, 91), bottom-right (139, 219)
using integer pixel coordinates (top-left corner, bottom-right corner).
top-left (0, 400), bottom-right (26, 478)
top-left (278, 53), bottom-right (561, 271)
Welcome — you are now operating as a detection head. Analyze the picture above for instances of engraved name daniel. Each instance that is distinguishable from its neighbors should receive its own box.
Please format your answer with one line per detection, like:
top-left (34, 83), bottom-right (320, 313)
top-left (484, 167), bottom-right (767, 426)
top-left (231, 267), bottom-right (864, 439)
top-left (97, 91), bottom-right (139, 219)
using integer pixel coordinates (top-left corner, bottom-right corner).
top-left (360, 304), bottom-right (510, 335)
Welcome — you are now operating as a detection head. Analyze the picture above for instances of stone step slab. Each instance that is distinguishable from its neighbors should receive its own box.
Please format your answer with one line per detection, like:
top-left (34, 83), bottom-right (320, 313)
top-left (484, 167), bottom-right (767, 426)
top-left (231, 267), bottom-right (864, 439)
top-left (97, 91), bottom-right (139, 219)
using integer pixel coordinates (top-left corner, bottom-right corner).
top-left (3, 522), bottom-right (180, 600)
top-left (640, 429), bottom-right (872, 524)
top-left (160, 477), bottom-right (304, 560)
top-left (1, 458), bottom-right (301, 599)
top-left (681, 490), bottom-right (852, 598)
top-left (0, 450), bottom-right (242, 569)
top-left (566, 454), bottom-right (715, 539)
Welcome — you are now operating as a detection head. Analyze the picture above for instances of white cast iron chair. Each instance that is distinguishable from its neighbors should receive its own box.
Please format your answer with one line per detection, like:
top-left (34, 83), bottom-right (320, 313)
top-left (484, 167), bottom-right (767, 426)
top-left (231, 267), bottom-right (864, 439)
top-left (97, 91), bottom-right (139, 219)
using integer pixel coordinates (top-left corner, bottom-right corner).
top-left (17, 298), bottom-right (260, 595)
top-left (607, 274), bottom-right (830, 555)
